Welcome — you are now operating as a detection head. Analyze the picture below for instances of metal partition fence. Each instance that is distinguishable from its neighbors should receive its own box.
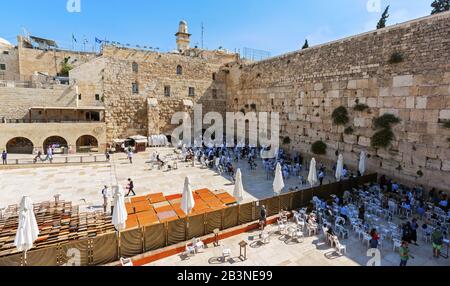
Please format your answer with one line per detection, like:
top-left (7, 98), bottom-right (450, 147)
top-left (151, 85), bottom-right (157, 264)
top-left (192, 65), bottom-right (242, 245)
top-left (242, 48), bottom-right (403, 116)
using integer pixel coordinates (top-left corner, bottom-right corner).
top-left (0, 174), bottom-right (377, 266)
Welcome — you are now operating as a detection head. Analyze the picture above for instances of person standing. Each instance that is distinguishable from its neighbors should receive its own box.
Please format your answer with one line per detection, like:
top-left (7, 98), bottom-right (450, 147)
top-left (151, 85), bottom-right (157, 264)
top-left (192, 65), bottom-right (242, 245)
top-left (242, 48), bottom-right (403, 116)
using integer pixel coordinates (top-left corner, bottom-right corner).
top-left (127, 150), bottom-right (133, 164)
top-left (101, 186), bottom-right (109, 213)
top-left (318, 170), bottom-right (325, 186)
top-left (1, 150), bottom-right (7, 165)
top-left (125, 178), bottom-right (136, 197)
top-left (410, 218), bottom-right (419, 246)
top-left (399, 241), bottom-right (413, 266)
top-left (432, 224), bottom-right (444, 258)
top-left (259, 205), bottom-right (267, 231)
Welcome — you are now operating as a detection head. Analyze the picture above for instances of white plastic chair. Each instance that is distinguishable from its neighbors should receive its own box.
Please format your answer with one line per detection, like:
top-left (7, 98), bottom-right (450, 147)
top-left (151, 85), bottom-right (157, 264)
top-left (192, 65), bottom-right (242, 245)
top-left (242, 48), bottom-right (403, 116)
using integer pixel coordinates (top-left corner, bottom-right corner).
top-left (120, 257), bottom-right (133, 266)
top-left (221, 245), bottom-right (231, 262)
top-left (184, 243), bottom-right (196, 257)
top-left (334, 238), bottom-right (347, 255)
top-left (393, 239), bottom-right (402, 252)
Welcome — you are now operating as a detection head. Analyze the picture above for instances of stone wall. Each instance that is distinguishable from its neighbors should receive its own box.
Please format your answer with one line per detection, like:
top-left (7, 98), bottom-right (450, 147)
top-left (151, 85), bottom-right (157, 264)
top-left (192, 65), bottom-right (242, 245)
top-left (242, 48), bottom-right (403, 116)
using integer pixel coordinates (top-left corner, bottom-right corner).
top-left (0, 47), bottom-right (20, 81)
top-left (100, 46), bottom-right (234, 141)
top-left (0, 86), bottom-right (77, 119)
top-left (70, 57), bottom-right (107, 107)
top-left (17, 37), bottom-right (96, 80)
top-left (226, 12), bottom-right (450, 190)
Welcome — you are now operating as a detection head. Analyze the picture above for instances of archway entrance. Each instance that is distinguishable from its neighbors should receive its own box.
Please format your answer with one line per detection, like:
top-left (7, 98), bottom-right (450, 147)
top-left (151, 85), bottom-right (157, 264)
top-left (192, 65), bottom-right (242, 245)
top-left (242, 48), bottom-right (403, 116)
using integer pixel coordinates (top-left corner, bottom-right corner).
top-left (76, 135), bottom-right (99, 153)
top-left (6, 137), bottom-right (34, 154)
top-left (43, 136), bottom-right (68, 154)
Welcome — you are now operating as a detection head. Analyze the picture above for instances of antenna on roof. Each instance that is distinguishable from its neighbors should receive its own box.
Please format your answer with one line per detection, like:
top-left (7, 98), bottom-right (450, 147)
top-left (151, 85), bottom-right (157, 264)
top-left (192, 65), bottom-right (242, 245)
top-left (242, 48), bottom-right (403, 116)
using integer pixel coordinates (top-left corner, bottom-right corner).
top-left (21, 27), bottom-right (31, 41)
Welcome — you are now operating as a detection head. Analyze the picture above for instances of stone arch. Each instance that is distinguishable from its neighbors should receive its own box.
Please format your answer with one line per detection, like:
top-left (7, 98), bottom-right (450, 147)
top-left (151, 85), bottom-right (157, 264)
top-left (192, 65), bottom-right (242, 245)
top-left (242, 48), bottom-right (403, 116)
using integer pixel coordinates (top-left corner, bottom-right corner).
top-left (43, 136), bottom-right (68, 154)
top-left (6, 137), bottom-right (34, 154)
top-left (76, 135), bottom-right (99, 153)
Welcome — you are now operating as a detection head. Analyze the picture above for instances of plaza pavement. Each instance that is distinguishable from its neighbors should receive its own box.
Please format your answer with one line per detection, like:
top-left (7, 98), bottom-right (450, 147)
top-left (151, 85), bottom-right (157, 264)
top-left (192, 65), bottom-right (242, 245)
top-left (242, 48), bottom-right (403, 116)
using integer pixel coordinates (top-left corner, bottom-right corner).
top-left (146, 221), bottom-right (450, 267)
top-left (0, 148), bottom-right (335, 210)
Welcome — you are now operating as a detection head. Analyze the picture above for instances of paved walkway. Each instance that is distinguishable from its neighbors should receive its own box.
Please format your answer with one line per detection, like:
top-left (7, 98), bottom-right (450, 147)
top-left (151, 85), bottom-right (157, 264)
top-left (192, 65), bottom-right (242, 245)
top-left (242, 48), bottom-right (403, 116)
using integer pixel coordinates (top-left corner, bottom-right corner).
top-left (0, 148), bottom-right (335, 209)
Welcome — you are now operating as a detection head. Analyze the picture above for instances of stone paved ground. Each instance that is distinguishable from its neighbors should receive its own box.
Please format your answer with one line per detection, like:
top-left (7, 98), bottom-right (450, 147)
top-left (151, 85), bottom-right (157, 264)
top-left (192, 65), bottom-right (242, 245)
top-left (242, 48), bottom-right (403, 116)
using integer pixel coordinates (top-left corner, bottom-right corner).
top-left (146, 221), bottom-right (450, 267)
top-left (0, 148), bottom-right (335, 209)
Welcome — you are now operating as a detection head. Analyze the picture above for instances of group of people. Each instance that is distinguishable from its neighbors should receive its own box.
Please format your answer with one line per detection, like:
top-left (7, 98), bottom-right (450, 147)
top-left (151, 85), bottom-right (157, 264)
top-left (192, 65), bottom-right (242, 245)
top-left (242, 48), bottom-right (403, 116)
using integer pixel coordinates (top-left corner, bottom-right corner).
top-left (100, 178), bottom-right (136, 212)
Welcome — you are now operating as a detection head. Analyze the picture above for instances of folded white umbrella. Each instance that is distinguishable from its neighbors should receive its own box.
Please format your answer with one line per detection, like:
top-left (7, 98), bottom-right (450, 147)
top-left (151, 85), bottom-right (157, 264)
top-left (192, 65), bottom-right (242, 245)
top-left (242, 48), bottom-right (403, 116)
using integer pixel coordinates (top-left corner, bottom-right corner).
top-left (181, 177), bottom-right (195, 215)
top-left (112, 186), bottom-right (128, 232)
top-left (14, 196), bottom-right (39, 253)
top-left (308, 158), bottom-right (318, 187)
top-left (335, 154), bottom-right (344, 182)
top-left (273, 163), bottom-right (285, 196)
top-left (233, 169), bottom-right (244, 202)
top-left (359, 151), bottom-right (366, 176)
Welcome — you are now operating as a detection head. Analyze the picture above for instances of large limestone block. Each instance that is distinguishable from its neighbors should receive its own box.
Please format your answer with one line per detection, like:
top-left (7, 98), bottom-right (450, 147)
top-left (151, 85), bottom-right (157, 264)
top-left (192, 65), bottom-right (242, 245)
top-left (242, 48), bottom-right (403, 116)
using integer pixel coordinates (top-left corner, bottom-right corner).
top-left (393, 75), bottom-right (414, 87)
top-left (415, 97), bottom-right (427, 109)
top-left (439, 110), bottom-right (450, 120)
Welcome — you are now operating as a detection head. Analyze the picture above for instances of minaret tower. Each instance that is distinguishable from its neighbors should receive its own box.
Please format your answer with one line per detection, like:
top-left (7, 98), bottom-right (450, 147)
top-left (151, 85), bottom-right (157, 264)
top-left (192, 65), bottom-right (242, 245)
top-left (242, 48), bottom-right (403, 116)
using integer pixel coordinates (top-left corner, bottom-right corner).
top-left (176, 20), bottom-right (191, 52)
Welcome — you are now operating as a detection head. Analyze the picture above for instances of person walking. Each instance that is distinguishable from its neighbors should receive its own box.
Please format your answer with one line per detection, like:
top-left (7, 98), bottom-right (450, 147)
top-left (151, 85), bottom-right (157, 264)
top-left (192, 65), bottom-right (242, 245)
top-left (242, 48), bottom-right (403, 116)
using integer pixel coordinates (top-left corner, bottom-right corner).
top-left (1, 150), bottom-right (7, 165)
top-left (101, 186), bottom-right (109, 213)
top-left (125, 178), bottom-right (136, 197)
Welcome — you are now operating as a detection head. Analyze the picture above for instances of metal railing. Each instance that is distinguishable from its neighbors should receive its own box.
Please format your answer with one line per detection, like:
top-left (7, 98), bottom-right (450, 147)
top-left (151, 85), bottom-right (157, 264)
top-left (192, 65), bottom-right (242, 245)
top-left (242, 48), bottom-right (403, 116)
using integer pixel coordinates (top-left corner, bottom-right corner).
top-left (2, 154), bottom-right (108, 166)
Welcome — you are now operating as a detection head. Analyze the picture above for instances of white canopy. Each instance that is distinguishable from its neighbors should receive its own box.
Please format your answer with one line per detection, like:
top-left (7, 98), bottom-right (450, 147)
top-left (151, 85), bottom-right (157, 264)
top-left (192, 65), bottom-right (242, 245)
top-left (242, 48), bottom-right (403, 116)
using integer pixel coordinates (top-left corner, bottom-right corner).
top-left (181, 177), bottom-right (195, 215)
top-left (335, 154), bottom-right (344, 182)
top-left (359, 151), bottom-right (366, 176)
top-left (112, 186), bottom-right (128, 231)
top-left (233, 169), bottom-right (244, 202)
top-left (308, 158), bottom-right (318, 187)
top-left (14, 196), bottom-right (39, 252)
top-left (273, 163), bottom-right (285, 195)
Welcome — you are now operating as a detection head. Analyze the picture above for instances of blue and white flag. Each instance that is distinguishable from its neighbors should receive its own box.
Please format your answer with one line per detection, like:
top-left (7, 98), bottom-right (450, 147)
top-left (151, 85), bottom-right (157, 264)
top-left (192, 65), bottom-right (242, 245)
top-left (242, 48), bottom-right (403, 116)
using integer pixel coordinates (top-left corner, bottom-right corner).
top-left (95, 37), bottom-right (103, 44)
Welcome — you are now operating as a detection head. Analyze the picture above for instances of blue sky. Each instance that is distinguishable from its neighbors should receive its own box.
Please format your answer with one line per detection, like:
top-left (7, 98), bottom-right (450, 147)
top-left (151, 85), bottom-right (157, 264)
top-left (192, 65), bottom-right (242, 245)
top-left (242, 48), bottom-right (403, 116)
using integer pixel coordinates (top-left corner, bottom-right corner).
top-left (1, 0), bottom-right (433, 56)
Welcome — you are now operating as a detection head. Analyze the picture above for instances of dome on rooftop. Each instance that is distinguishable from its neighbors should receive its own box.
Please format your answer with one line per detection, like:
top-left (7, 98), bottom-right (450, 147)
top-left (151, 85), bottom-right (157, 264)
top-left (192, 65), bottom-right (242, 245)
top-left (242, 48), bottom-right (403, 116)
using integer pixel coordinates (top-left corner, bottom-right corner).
top-left (0, 38), bottom-right (13, 48)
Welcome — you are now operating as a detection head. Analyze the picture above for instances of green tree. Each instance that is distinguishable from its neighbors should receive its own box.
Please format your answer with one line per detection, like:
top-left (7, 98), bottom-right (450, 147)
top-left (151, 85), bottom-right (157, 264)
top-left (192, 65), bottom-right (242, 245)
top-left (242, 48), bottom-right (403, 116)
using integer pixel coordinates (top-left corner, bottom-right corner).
top-left (431, 0), bottom-right (450, 14)
top-left (377, 6), bottom-right (390, 29)
top-left (302, 39), bottom-right (309, 49)
top-left (59, 57), bottom-right (73, 77)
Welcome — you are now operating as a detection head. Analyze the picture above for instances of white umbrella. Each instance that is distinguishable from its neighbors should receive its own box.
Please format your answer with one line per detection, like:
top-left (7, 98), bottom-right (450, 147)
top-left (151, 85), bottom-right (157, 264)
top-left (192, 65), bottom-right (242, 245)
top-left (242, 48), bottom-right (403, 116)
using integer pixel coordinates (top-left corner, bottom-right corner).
top-left (112, 186), bottom-right (128, 232)
top-left (233, 169), bottom-right (244, 202)
top-left (308, 158), bottom-right (318, 187)
top-left (181, 177), bottom-right (195, 215)
top-left (335, 154), bottom-right (344, 182)
top-left (14, 196), bottom-right (39, 264)
top-left (359, 151), bottom-right (366, 176)
top-left (273, 163), bottom-right (285, 196)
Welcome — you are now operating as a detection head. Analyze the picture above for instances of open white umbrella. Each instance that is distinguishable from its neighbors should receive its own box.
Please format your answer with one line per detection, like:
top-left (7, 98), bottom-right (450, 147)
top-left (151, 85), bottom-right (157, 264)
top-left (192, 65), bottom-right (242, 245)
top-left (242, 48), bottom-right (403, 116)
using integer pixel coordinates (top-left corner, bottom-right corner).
top-left (359, 151), bottom-right (366, 176)
top-left (14, 196), bottom-right (39, 265)
top-left (181, 177), bottom-right (195, 215)
top-left (308, 158), bottom-right (318, 187)
top-left (335, 154), bottom-right (344, 182)
top-left (273, 163), bottom-right (285, 196)
top-left (112, 186), bottom-right (128, 232)
top-left (233, 169), bottom-right (244, 202)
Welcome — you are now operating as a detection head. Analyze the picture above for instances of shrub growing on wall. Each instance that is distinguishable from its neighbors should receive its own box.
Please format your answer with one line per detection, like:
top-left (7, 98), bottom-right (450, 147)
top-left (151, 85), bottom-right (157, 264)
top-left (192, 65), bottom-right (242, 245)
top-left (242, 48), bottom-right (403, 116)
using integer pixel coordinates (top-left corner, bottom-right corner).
top-left (371, 113), bottom-right (401, 149)
top-left (353, 104), bottom-right (369, 112)
top-left (389, 52), bottom-right (404, 64)
top-left (311, 140), bottom-right (327, 155)
top-left (373, 114), bottom-right (401, 129)
top-left (282, 136), bottom-right (291, 145)
top-left (344, 127), bottom-right (354, 135)
top-left (331, 106), bottom-right (349, 125)
top-left (443, 120), bottom-right (450, 129)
